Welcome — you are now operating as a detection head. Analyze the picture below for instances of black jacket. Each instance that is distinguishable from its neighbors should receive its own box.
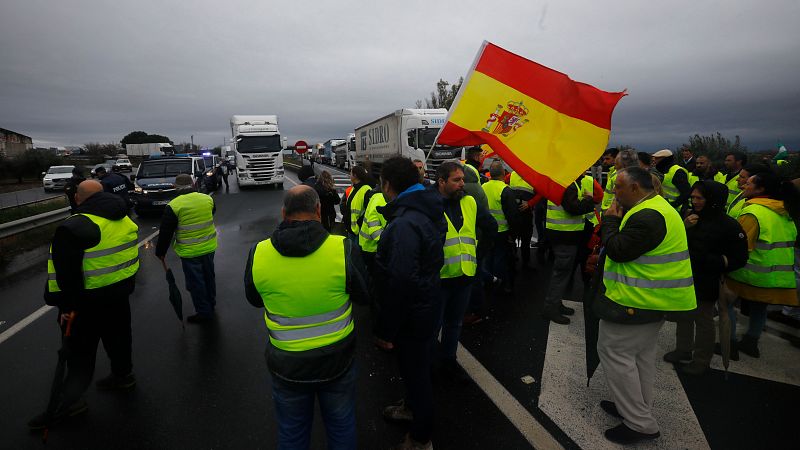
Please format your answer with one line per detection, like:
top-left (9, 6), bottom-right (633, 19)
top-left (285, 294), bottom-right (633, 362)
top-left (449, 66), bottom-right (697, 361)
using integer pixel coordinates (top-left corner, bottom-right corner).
top-left (314, 180), bottom-right (340, 229)
top-left (684, 181), bottom-right (748, 302)
top-left (243, 220), bottom-right (368, 383)
top-left (64, 174), bottom-right (85, 212)
top-left (546, 176), bottom-right (597, 245)
top-left (374, 186), bottom-right (446, 342)
top-left (44, 192), bottom-right (136, 311)
top-left (656, 157), bottom-right (692, 209)
top-left (155, 190), bottom-right (216, 258)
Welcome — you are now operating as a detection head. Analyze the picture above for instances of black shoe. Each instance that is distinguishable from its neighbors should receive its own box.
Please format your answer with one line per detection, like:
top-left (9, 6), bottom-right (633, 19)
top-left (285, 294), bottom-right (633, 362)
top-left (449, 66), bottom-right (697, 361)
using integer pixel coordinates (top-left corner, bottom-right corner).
top-left (27, 399), bottom-right (88, 431)
top-left (680, 360), bottom-right (709, 376)
top-left (187, 314), bottom-right (213, 324)
top-left (663, 350), bottom-right (693, 363)
top-left (560, 304), bottom-right (575, 316)
top-left (440, 360), bottom-right (471, 384)
top-left (737, 335), bottom-right (760, 358)
top-left (604, 423), bottom-right (660, 445)
top-left (542, 309), bottom-right (570, 325)
top-left (600, 400), bottom-right (622, 418)
top-left (96, 372), bottom-right (136, 391)
top-left (714, 342), bottom-right (740, 361)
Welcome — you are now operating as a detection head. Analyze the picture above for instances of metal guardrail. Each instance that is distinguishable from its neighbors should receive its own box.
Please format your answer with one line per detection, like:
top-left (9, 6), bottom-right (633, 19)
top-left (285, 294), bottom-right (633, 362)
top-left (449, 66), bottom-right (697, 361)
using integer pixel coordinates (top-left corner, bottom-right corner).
top-left (0, 207), bottom-right (70, 239)
top-left (0, 195), bottom-right (63, 211)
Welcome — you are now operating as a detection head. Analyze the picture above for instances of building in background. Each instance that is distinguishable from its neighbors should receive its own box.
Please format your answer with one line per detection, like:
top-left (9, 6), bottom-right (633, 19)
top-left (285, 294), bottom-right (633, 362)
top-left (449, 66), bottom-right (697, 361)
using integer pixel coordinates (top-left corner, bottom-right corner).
top-left (0, 128), bottom-right (34, 158)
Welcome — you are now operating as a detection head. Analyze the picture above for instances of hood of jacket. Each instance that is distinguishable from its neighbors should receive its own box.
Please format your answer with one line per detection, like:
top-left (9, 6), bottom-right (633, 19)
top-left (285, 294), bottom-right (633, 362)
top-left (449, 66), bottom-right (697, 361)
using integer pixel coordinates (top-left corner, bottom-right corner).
top-left (270, 219), bottom-right (329, 257)
top-left (696, 180), bottom-right (728, 216)
top-left (75, 191), bottom-right (128, 220)
top-left (746, 197), bottom-right (789, 217)
top-left (655, 155), bottom-right (676, 174)
top-left (380, 184), bottom-right (444, 223)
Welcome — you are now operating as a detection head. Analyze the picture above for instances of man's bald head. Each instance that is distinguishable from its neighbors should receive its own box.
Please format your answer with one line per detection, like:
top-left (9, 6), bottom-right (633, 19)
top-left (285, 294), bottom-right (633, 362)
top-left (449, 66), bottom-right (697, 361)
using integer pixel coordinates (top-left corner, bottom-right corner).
top-left (282, 185), bottom-right (321, 222)
top-left (76, 180), bottom-right (103, 205)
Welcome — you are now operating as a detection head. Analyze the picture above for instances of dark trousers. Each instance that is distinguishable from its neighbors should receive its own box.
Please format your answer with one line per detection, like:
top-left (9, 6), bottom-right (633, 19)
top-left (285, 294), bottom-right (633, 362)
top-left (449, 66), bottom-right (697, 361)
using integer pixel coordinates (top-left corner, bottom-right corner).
top-left (676, 301), bottom-right (715, 366)
top-left (437, 281), bottom-right (473, 361)
top-left (181, 252), bottom-right (217, 316)
top-left (533, 201), bottom-right (548, 251)
top-left (396, 336), bottom-right (434, 443)
top-left (544, 243), bottom-right (579, 309)
top-left (488, 232), bottom-right (513, 285)
top-left (61, 295), bottom-right (132, 406)
top-left (513, 209), bottom-right (534, 265)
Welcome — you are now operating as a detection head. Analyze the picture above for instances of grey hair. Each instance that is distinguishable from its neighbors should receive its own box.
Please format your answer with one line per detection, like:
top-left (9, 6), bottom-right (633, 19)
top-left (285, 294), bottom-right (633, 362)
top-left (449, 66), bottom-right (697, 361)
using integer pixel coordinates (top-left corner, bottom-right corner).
top-left (619, 166), bottom-right (654, 191)
top-left (616, 149), bottom-right (639, 169)
top-left (489, 160), bottom-right (505, 179)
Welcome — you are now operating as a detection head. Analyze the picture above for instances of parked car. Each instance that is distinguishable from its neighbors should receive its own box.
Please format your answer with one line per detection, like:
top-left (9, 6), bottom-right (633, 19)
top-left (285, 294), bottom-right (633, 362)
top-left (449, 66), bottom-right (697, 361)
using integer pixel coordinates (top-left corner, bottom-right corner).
top-left (115, 158), bottom-right (133, 172)
top-left (90, 163), bottom-right (114, 178)
top-left (42, 165), bottom-right (75, 192)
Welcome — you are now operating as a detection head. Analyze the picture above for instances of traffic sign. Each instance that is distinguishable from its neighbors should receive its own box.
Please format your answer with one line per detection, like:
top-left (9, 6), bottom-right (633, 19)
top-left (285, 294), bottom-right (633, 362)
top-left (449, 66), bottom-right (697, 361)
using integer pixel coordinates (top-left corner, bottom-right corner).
top-left (294, 140), bottom-right (309, 154)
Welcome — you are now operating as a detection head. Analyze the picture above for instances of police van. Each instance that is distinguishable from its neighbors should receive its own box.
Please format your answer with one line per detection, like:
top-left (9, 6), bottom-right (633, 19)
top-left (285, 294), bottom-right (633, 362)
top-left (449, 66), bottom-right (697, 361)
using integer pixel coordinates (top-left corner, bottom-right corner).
top-left (131, 155), bottom-right (206, 216)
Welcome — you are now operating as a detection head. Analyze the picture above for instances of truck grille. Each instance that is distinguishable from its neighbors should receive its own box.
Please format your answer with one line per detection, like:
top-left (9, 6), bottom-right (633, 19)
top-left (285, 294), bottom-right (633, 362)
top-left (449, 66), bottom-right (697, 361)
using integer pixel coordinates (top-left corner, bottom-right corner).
top-left (246, 159), bottom-right (278, 181)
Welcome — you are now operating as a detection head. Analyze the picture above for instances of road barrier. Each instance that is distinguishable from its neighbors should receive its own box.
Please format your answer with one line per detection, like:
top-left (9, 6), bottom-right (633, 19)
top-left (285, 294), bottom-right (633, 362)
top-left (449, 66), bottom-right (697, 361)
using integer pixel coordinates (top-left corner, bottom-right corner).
top-left (0, 207), bottom-right (70, 239)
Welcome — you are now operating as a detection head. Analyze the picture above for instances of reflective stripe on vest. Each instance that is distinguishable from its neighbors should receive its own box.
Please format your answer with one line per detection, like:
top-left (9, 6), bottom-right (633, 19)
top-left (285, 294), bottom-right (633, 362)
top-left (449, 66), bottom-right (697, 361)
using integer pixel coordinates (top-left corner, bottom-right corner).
top-left (47, 213), bottom-right (140, 292)
top-left (358, 192), bottom-right (387, 253)
top-left (661, 165), bottom-right (688, 205)
top-left (728, 203), bottom-right (797, 289)
top-left (546, 182), bottom-right (586, 232)
top-left (169, 192), bottom-right (217, 258)
top-left (441, 195), bottom-right (478, 278)
top-left (252, 235), bottom-right (353, 352)
top-left (580, 176), bottom-right (599, 226)
top-left (603, 195), bottom-right (697, 311)
top-left (509, 172), bottom-right (534, 199)
top-left (349, 185), bottom-right (371, 234)
top-left (725, 172), bottom-right (741, 208)
top-left (726, 191), bottom-right (746, 218)
top-left (601, 168), bottom-right (616, 211)
top-left (482, 180), bottom-right (509, 232)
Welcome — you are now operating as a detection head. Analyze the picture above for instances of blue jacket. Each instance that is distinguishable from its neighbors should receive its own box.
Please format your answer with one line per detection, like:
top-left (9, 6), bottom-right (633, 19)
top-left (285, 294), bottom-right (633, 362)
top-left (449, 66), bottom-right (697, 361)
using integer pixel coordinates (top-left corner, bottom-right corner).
top-left (374, 186), bottom-right (446, 341)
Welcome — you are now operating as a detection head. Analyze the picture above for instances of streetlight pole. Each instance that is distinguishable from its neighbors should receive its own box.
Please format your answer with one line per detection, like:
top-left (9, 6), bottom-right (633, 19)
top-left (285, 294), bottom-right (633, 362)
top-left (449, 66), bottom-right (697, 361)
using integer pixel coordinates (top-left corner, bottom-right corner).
top-left (191, 135), bottom-right (194, 153)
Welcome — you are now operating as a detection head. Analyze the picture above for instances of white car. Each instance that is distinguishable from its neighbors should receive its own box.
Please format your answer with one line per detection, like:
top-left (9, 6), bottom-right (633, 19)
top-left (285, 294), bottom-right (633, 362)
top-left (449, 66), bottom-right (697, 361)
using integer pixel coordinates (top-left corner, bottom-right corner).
top-left (115, 158), bottom-right (133, 172)
top-left (42, 165), bottom-right (75, 192)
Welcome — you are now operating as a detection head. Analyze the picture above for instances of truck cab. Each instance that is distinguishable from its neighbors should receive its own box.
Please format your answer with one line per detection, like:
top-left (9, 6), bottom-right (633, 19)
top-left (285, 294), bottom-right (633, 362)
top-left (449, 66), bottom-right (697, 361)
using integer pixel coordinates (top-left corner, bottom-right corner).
top-left (230, 115), bottom-right (285, 189)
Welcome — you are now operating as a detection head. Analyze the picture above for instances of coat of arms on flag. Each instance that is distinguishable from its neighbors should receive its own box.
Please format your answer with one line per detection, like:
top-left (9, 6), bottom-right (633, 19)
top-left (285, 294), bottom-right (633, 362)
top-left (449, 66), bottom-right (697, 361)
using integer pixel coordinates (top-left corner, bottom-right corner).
top-left (437, 41), bottom-right (626, 204)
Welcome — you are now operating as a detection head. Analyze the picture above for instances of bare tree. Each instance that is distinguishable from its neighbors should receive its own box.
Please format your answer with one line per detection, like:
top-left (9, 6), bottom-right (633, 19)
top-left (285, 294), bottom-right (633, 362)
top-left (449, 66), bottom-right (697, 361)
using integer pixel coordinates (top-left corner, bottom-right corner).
top-left (417, 77), bottom-right (464, 110)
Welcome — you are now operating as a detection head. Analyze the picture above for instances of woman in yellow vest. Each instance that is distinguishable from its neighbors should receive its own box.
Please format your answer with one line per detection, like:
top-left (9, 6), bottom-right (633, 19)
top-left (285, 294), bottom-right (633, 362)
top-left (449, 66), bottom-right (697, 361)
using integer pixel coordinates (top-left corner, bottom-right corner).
top-left (724, 171), bottom-right (799, 358)
top-left (340, 166), bottom-right (373, 240)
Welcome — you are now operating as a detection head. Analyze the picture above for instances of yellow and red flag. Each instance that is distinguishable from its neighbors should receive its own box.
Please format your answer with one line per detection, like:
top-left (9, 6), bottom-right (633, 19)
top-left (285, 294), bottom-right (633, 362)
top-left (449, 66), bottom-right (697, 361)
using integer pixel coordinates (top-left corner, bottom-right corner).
top-left (437, 41), bottom-right (626, 204)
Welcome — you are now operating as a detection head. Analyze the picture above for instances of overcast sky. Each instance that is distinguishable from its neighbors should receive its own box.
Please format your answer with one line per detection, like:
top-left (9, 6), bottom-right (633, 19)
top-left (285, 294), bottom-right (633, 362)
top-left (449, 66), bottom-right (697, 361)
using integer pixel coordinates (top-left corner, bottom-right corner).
top-left (1, 0), bottom-right (798, 151)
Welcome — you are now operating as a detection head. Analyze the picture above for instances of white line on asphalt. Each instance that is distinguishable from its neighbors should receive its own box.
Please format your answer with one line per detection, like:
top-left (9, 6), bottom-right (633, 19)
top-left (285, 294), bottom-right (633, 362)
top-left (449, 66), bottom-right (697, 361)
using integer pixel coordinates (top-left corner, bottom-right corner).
top-left (0, 305), bottom-right (54, 345)
top-left (285, 176), bottom-right (298, 186)
top-left (456, 343), bottom-right (564, 450)
top-left (0, 228), bottom-right (164, 346)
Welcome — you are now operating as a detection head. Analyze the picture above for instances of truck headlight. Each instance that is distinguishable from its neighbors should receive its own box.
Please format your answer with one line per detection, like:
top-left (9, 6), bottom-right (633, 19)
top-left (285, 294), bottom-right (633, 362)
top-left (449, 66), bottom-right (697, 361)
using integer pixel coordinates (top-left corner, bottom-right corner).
top-left (134, 186), bottom-right (143, 194)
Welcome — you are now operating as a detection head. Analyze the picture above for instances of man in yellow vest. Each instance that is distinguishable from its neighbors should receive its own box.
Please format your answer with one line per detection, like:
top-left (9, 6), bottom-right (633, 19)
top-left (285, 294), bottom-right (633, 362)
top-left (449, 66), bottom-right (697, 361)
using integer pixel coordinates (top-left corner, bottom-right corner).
top-left (30, 180), bottom-right (139, 430)
top-left (156, 174), bottom-right (217, 323)
top-left (508, 170), bottom-right (537, 269)
top-left (435, 161), bottom-right (496, 379)
top-left (653, 149), bottom-right (691, 210)
top-left (341, 165), bottom-right (372, 240)
top-left (244, 185), bottom-right (368, 449)
top-left (358, 188), bottom-right (387, 274)
top-left (723, 151), bottom-right (748, 208)
top-left (542, 173), bottom-right (597, 324)
top-left (601, 148), bottom-right (619, 212)
top-left (597, 167), bottom-right (696, 445)
top-left (482, 160), bottom-right (518, 293)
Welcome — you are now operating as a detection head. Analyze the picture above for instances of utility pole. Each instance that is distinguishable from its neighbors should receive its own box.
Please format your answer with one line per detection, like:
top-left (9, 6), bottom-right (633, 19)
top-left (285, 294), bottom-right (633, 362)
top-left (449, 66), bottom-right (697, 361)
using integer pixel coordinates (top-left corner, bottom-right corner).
top-left (191, 135), bottom-right (194, 153)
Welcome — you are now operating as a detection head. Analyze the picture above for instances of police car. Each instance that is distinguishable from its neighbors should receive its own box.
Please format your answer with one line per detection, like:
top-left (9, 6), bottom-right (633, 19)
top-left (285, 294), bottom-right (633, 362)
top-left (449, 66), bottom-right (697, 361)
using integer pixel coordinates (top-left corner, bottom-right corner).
top-left (131, 155), bottom-right (206, 215)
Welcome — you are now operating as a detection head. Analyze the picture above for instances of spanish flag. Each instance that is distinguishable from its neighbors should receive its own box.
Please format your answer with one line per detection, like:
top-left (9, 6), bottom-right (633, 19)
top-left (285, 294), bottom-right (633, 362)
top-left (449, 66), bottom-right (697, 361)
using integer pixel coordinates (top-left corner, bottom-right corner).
top-left (437, 41), bottom-right (626, 204)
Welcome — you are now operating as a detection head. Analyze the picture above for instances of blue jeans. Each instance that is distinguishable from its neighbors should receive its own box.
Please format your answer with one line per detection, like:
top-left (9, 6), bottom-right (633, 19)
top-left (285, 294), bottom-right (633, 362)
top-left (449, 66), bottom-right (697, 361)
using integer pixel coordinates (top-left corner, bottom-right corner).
top-left (271, 363), bottom-right (357, 450)
top-left (181, 252), bottom-right (216, 316)
top-left (728, 300), bottom-right (768, 342)
top-left (437, 280), bottom-right (474, 361)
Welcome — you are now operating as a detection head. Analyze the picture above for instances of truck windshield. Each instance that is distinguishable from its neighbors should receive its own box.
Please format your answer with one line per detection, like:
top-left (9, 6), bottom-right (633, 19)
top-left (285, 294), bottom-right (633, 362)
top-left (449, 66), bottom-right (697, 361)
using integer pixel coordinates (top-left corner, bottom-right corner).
top-left (237, 135), bottom-right (282, 153)
top-left (138, 161), bottom-right (192, 178)
top-left (417, 128), bottom-right (446, 149)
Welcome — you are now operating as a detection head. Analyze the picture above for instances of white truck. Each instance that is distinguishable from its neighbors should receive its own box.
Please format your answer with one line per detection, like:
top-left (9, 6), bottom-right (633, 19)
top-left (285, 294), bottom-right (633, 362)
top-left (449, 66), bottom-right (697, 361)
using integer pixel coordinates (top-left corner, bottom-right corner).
top-left (124, 142), bottom-right (174, 156)
top-left (354, 109), bottom-right (464, 178)
top-left (230, 115), bottom-right (285, 188)
top-left (333, 133), bottom-right (355, 169)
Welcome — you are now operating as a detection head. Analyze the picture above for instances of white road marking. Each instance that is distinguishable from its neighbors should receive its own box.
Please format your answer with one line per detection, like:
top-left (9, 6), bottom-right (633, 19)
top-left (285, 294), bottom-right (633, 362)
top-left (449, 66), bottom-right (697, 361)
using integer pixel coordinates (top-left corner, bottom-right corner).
top-left (457, 343), bottom-right (564, 450)
top-left (0, 305), bottom-right (54, 345)
top-left (0, 228), bottom-right (163, 346)
top-left (538, 301), bottom-right (709, 450)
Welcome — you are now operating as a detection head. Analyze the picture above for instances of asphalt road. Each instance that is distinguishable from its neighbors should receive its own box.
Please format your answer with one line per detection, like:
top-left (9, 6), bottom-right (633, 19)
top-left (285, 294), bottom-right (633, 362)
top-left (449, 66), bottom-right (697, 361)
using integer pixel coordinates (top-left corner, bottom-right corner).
top-left (1, 171), bottom-right (798, 449)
